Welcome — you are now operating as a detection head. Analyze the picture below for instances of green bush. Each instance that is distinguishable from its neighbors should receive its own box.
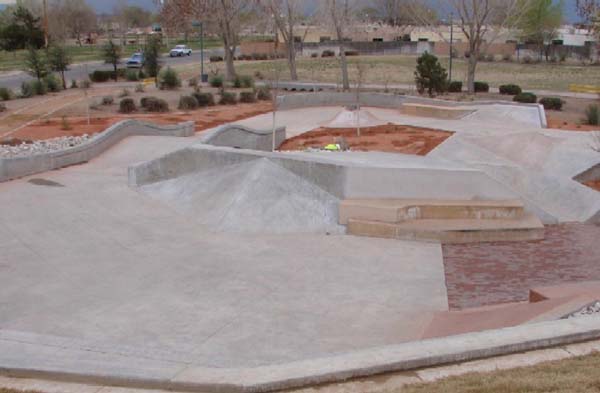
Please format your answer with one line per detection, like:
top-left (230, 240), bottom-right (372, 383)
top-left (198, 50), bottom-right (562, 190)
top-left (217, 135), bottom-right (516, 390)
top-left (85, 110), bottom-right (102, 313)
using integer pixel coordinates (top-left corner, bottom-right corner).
top-left (20, 81), bottom-right (34, 98)
top-left (585, 104), bottom-right (599, 125)
top-left (119, 98), bottom-right (136, 113)
top-left (448, 81), bottom-right (462, 93)
top-left (80, 79), bottom-right (92, 89)
top-left (126, 69), bottom-right (139, 81)
top-left (101, 96), bottom-right (114, 105)
top-left (345, 50), bottom-right (359, 56)
top-left (474, 81), bottom-right (489, 93)
top-left (44, 75), bottom-right (61, 92)
top-left (210, 75), bottom-right (224, 88)
top-left (256, 87), bottom-right (272, 101)
top-left (321, 50), bottom-right (335, 57)
top-left (513, 92), bottom-right (537, 104)
top-left (539, 97), bottom-right (564, 111)
top-left (239, 91), bottom-right (256, 103)
top-left (192, 92), bottom-right (215, 107)
top-left (499, 84), bottom-right (522, 95)
top-left (219, 91), bottom-right (237, 105)
top-left (188, 77), bottom-right (198, 88)
top-left (159, 67), bottom-right (181, 90)
top-left (89, 69), bottom-right (124, 82)
top-left (209, 55), bottom-right (223, 62)
top-left (70, 80), bottom-right (78, 88)
top-left (414, 52), bottom-right (448, 97)
top-left (144, 97), bottom-right (169, 112)
top-left (178, 95), bottom-right (199, 110)
top-left (140, 96), bottom-right (154, 109)
top-left (0, 87), bottom-right (12, 101)
top-left (233, 75), bottom-right (255, 88)
top-left (135, 83), bottom-right (145, 93)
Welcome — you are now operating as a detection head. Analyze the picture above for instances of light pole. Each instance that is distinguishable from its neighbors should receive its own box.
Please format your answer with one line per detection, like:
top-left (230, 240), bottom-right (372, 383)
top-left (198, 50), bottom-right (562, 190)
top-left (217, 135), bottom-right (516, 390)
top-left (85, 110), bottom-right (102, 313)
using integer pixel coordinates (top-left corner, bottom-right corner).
top-left (193, 20), bottom-right (208, 83)
top-left (449, 13), bottom-right (454, 83)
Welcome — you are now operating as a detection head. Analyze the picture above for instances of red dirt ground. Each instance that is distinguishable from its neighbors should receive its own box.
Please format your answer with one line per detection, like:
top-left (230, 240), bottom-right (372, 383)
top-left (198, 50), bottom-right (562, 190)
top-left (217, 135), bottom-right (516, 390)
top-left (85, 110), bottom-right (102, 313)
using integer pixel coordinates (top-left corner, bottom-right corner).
top-left (442, 223), bottom-right (600, 310)
top-left (584, 180), bottom-right (600, 192)
top-left (1, 102), bottom-right (273, 143)
top-left (547, 116), bottom-right (600, 131)
top-left (278, 124), bottom-right (453, 155)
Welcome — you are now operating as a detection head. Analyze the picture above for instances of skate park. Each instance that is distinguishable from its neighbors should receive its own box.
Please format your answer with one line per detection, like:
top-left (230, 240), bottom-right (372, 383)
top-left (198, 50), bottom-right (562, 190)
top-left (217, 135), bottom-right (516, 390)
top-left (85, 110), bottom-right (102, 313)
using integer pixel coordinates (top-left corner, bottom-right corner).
top-left (1, 92), bottom-right (600, 392)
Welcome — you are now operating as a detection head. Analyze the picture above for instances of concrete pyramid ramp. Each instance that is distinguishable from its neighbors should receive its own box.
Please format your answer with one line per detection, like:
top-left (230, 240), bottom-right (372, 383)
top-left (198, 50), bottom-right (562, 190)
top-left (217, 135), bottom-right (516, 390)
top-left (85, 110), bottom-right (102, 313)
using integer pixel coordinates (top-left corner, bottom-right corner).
top-left (139, 158), bottom-right (343, 234)
top-left (322, 108), bottom-right (386, 128)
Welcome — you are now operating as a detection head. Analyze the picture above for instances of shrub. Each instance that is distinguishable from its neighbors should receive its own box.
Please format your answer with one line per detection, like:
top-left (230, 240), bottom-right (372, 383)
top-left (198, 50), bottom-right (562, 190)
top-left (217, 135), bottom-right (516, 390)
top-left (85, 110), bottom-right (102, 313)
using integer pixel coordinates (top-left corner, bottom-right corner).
top-left (513, 92), bottom-right (537, 103)
top-left (234, 75), bottom-right (254, 88)
top-left (239, 91), bottom-right (256, 103)
top-left (89, 69), bottom-right (122, 82)
top-left (20, 81), bottom-right (34, 98)
top-left (119, 98), bottom-right (136, 113)
top-left (485, 54), bottom-right (495, 62)
top-left (522, 55), bottom-right (534, 64)
top-left (414, 52), bottom-right (448, 97)
top-left (101, 96), bottom-right (114, 105)
top-left (539, 97), bottom-right (564, 111)
top-left (311, 53), bottom-right (318, 58)
top-left (44, 74), bottom-right (61, 92)
top-left (188, 77), bottom-right (198, 88)
top-left (256, 87), bottom-right (271, 101)
top-left (322, 50), bottom-right (335, 57)
top-left (503, 54), bottom-right (513, 62)
top-left (80, 79), bottom-right (92, 89)
top-left (209, 55), bottom-right (223, 62)
top-left (60, 115), bottom-right (72, 130)
top-left (448, 81), bottom-right (462, 93)
top-left (178, 95), bottom-right (199, 110)
top-left (126, 69), bottom-right (139, 81)
top-left (192, 92), bottom-right (215, 107)
top-left (473, 81), bottom-right (489, 93)
top-left (254, 71), bottom-right (264, 80)
top-left (559, 53), bottom-right (567, 62)
top-left (219, 91), bottom-right (237, 105)
top-left (145, 97), bottom-right (169, 112)
top-left (140, 96), bottom-right (156, 108)
top-left (70, 80), bottom-right (78, 88)
top-left (584, 104), bottom-right (599, 125)
top-left (0, 87), bottom-right (12, 101)
top-left (499, 84), bottom-right (522, 95)
top-left (210, 75), bottom-right (224, 88)
top-left (30, 80), bottom-right (47, 96)
top-left (135, 83), bottom-right (145, 93)
top-left (118, 88), bottom-right (131, 98)
top-left (345, 50), bottom-right (359, 56)
top-left (159, 67), bottom-right (181, 90)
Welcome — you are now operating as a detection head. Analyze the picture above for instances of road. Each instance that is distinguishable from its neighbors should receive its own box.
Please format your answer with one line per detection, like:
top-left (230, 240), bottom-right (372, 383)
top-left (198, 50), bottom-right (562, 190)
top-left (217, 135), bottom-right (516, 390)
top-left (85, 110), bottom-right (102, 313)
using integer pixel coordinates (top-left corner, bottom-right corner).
top-left (0, 50), bottom-right (219, 91)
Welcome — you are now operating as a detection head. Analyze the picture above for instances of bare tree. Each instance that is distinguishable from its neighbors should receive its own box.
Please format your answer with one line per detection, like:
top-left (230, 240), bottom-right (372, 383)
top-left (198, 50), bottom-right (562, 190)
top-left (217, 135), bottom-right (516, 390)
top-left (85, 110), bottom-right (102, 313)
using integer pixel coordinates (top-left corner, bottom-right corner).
top-left (375, 0), bottom-right (437, 26)
top-left (321, 0), bottom-right (355, 91)
top-left (64, 0), bottom-right (97, 46)
top-left (409, 0), bottom-right (529, 94)
top-left (256, 0), bottom-right (302, 80)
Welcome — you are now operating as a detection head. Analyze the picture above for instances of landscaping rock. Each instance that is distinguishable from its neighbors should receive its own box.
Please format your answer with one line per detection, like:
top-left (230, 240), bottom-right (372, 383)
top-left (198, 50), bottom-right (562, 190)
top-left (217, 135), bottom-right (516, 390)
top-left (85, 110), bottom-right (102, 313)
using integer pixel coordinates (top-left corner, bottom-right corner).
top-left (0, 134), bottom-right (93, 158)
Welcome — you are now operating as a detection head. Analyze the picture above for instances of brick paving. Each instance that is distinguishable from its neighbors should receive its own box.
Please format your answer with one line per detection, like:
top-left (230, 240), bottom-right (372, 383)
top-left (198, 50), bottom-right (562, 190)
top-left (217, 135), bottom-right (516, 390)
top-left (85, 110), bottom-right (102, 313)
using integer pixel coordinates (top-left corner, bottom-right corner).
top-left (442, 223), bottom-right (600, 310)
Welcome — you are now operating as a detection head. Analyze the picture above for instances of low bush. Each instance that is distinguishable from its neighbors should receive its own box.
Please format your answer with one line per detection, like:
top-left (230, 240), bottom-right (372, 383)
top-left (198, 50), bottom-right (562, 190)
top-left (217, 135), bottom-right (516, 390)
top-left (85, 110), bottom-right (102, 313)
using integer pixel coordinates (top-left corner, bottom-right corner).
top-left (311, 53), bottom-right (318, 58)
top-left (80, 79), bottom-right (92, 89)
top-left (135, 83), bottom-right (145, 93)
top-left (474, 81), bottom-right (489, 93)
top-left (89, 69), bottom-right (125, 82)
top-left (44, 75), bottom-right (61, 92)
top-left (322, 50), bottom-right (335, 57)
top-left (178, 95), bottom-right (199, 110)
top-left (539, 97), bottom-right (564, 111)
top-left (145, 97), bottom-right (169, 112)
top-left (192, 92), bottom-right (215, 107)
top-left (159, 67), bottom-right (181, 90)
top-left (70, 80), bottom-right (78, 88)
top-left (239, 91), bottom-right (256, 103)
top-left (119, 97), bottom-right (136, 113)
top-left (126, 69), bottom-right (139, 81)
top-left (256, 87), bottom-right (271, 101)
top-left (209, 55), bottom-right (223, 62)
top-left (20, 81), bottom-right (34, 98)
top-left (219, 91), bottom-right (237, 105)
top-left (233, 75), bottom-right (254, 88)
top-left (447, 81), bottom-right (463, 93)
top-left (585, 104), bottom-right (599, 125)
top-left (118, 88), bottom-right (131, 98)
top-left (522, 55), bottom-right (535, 64)
top-left (60, 115), bottom-right (72, 130)
top-left (0, 87), bottom-right (12, 101)
top-left (101, 96), bottom-right (114, 105)
top-left (345, 50), bottom-right (359, 56)
top-left (485, 54), bottom-right (495, 62)
top-left (513, 92), bottom-right (537, 103)
top-left (503, 54), bottom-right (513, 62)
top-left (254, 71), bottom-right (265, 80)
top-left (188, 77), bottom-right (198, 88)
top-left (210, 75), bottom-right (224, 88)
top-left (499, 84), bottom-right (522, 95)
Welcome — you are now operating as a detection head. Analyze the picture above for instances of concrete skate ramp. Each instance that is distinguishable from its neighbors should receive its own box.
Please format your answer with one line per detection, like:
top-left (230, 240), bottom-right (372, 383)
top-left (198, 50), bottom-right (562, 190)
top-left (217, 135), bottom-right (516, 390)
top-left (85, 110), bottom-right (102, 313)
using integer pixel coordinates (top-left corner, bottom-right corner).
top-left (322, 108), bottom-right (387, 128)
top-left (140, 157), bottom-right (343, 234)
top-left (462, 103), bottom-right (546, 128)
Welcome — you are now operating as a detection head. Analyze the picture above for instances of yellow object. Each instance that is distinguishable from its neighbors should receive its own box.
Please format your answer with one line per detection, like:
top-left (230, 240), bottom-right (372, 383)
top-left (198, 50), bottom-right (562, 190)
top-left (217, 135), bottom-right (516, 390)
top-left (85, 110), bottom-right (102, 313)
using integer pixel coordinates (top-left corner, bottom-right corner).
top-left (569, 84), bottom-right (600, 94)
top-left (142, 78), bottom-right (155, 86)
top-left (324, 144), bottom-right (341, 151)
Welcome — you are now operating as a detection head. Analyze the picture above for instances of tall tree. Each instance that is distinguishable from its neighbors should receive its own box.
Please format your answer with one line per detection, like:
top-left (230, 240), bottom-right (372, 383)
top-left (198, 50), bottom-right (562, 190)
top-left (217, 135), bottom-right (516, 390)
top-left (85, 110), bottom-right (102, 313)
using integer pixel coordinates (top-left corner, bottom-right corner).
top-left (102, 40), bottom-right (122, 80)
top-left (0, 6), bottom-right (45, 51)
top-left (144, 35), bottom-right (162, 86)
top-left (517, 0), bottom-right (563, 60)
top-left (321, 0), bottom-right (354, 91)
top-left (48, 45), bottom-right (71, 89)
top-left (256, 0), bottom-right (302, 80)
top-left (375, 0), bottom-right (437, 26)
top-left (24, 47), bottom-right (48, 81)
top-left (576, 0), bottom-right (599, 36)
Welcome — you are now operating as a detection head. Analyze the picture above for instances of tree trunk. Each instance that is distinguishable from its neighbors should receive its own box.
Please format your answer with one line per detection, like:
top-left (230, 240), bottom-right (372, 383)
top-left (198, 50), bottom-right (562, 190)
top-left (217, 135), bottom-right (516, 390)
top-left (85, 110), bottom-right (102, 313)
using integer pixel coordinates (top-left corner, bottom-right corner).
top-left (467, 54), bottom-right (477, 94)
top-left (113, 63), bottom-right (118, 81)
top-left (60, 70), bottom-right (66, 89)
top-left (339, 42), bottom-right (349, 91)
top-left (287, 42), bottom-right (298, 80)
top-left (224, 43), bottom-right (236, 81)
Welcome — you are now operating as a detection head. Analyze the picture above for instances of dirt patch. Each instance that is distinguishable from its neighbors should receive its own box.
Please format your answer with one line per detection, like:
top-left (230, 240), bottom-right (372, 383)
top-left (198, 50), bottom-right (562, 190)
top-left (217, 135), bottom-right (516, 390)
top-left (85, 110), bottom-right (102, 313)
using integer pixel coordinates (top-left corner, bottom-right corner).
top-left (547, 115), bottom-right (600, 131)
top-left (583, 180), bottom-right (600, 192)
top-left (1, 102), bottom-right (273, 142)
top-left (278, 123), bottom-right (453, 155)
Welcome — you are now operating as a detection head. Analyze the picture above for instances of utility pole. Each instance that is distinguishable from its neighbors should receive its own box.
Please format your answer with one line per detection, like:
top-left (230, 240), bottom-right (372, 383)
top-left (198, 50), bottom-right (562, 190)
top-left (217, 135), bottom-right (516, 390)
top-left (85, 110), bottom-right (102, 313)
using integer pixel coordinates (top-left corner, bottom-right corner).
top-left (449, 13), bottom-right (454, 83)
top-left (42, 0), bottom-right (49, 48)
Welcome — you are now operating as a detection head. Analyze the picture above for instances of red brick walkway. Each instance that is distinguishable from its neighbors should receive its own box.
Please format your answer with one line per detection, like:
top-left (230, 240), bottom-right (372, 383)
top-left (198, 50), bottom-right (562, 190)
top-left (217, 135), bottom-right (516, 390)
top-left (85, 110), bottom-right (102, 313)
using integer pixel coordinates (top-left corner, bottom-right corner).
top-left (442, 223), bottom-right (600, 310)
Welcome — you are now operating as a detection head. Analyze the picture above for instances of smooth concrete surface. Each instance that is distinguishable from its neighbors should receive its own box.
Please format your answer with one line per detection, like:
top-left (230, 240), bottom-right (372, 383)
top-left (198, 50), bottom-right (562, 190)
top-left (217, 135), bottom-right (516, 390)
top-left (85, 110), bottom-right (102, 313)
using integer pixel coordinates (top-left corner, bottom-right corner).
top-left (0, 120), bottom-right (195, 182)
top-left (199, 123), bottom-right (286, 151)
top-left (0, 135), bottom-right (449, 372)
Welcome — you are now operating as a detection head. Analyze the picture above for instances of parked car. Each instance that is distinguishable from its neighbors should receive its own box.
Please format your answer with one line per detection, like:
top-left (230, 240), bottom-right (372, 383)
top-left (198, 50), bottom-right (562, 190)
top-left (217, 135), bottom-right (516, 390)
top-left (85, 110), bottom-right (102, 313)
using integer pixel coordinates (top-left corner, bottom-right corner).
top-left (126, 52), bottom-right (144, 68)
top-left (170, 45), bottom-right (192, 57)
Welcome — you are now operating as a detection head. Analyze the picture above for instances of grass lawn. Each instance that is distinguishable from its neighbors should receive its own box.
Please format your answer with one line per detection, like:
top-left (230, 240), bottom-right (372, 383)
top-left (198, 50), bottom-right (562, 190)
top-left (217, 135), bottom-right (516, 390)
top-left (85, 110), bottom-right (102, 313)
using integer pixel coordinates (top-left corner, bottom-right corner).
top-left (227, 55), bottom-right (600, 92)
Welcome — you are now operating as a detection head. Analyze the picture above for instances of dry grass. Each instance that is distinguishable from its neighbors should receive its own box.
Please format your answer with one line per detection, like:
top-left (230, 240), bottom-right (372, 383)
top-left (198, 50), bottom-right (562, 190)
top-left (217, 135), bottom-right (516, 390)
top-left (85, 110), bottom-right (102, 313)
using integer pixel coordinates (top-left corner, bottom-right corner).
top-left (217, 55), bottom-right (600, 92)
top-left (402, 352), bottom-right (600, 393)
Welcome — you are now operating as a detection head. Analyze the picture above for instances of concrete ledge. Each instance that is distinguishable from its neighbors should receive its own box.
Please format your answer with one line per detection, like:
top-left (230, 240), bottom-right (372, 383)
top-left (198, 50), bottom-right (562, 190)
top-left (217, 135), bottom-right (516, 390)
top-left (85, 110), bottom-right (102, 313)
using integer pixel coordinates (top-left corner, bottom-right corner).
top-left (0, 120), bottom-right (195, 182)
top-left (199, 123), bottom-right (286, 151)
top-left (1, 316), bottom-right (599, 393)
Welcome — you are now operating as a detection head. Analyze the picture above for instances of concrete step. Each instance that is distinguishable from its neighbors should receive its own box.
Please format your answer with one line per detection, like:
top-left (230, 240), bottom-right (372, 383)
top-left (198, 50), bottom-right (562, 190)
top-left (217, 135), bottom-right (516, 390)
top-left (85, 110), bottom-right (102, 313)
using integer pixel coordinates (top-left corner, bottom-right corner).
top-left (347, 214), bottom-right (545, 244)
top-left (339, 199), bottom-right (525, 225)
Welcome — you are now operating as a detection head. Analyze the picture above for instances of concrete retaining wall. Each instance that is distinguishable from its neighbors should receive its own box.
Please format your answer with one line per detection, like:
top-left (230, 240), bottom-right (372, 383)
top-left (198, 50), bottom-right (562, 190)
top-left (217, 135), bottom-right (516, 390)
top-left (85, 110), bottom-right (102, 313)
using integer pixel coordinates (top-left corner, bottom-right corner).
top-left (0, 120), bottom-right (195, 183)
top-left (199, 124), bottom-right (286, 151)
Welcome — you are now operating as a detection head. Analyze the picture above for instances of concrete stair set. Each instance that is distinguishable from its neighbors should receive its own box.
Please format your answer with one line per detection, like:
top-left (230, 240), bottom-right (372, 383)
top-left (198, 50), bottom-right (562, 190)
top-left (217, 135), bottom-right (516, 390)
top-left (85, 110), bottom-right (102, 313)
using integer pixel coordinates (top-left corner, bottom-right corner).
top-left (339, 199), bottom-right (545, 243)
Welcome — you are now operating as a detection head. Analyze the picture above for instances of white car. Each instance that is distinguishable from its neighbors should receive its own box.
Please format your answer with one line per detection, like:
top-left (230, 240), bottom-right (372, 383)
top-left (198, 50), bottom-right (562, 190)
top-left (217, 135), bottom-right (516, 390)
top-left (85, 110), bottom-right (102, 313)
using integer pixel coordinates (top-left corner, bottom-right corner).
top-left (169, 45), bottom-right (192, 57)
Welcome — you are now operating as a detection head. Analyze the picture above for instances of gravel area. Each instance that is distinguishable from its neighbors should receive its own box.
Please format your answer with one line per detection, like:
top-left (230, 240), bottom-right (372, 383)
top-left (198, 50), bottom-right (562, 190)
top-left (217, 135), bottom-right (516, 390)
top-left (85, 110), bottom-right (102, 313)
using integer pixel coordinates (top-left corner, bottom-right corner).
top-left (0, 135), bottom-right (93, 158)
top-left (568, 301), bottom-right (600, 319)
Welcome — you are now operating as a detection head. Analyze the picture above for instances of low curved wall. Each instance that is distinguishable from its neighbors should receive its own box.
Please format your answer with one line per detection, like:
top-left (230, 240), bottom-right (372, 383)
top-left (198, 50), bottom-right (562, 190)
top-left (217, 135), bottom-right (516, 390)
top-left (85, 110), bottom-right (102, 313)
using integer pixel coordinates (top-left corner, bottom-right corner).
top-left (0, 119), bottom-right (195, 182)
top-left (200, 124), bottom-right (286, 151)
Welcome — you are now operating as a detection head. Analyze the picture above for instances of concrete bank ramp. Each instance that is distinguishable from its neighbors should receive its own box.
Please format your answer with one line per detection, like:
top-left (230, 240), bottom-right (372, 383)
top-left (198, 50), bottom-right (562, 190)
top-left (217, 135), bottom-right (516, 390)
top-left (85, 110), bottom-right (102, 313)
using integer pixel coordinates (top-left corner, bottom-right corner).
top-left (139, 158), bottom-right (343, 234)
